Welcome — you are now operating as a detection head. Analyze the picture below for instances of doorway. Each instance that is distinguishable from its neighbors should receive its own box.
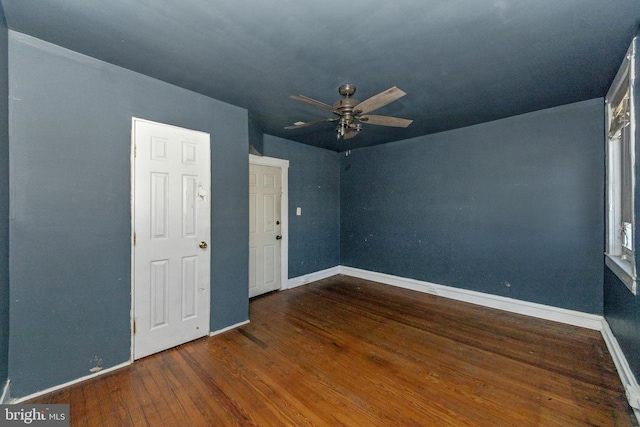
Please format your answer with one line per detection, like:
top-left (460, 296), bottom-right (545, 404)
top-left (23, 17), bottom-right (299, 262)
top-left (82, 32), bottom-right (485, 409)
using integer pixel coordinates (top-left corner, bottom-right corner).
top-left (248, 154), bottom-right (289, 298)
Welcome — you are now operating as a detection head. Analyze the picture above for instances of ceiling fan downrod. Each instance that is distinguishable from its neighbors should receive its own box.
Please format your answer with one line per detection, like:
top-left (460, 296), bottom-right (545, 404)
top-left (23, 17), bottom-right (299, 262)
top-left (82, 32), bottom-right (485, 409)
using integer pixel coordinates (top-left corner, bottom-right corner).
top-left (335, 85), bottom-right (359, 140)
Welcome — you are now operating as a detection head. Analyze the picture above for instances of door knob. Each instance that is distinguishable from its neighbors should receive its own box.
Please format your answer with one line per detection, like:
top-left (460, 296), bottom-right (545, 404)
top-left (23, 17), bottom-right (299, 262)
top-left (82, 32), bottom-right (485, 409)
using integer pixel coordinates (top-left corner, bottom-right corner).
top-left (276, 235), bottom-right (282, 240)
top-left (199, 241), bottom-right (208, 249)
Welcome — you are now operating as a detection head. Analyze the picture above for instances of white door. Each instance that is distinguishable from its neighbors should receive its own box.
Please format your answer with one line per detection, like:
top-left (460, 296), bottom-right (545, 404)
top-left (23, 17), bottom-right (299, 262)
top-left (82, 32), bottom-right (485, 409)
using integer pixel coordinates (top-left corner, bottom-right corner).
top-left (249, 164), bottom-right (282, 297)
top-left (132, 118), bottom-right (211, 360)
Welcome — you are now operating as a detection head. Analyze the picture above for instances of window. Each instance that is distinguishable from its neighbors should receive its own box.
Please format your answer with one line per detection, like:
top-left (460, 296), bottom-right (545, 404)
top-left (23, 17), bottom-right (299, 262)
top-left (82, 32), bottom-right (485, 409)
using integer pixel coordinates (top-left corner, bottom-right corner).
top-left (606, 38), bottom-right (638, 295)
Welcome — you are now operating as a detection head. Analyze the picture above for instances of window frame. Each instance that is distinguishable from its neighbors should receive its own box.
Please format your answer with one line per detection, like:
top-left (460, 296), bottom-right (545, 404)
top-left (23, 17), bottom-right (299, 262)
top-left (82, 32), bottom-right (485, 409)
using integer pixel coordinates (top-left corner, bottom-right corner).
top-left (605, 39), bottom-right (638, 296)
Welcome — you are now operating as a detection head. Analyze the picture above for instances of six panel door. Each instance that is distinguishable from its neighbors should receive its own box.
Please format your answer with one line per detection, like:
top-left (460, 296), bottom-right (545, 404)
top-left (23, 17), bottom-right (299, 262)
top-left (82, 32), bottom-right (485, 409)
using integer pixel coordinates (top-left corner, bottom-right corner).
top-left (249, 163), bottom-right (282, 298)
top-left (133, 118), bottom-right (211, 359)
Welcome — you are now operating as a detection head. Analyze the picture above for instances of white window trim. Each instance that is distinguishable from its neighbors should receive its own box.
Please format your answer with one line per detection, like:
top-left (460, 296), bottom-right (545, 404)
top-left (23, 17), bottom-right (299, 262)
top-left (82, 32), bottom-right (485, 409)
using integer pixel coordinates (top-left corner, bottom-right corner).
top-left (605, 38), bottom-right (638, 296)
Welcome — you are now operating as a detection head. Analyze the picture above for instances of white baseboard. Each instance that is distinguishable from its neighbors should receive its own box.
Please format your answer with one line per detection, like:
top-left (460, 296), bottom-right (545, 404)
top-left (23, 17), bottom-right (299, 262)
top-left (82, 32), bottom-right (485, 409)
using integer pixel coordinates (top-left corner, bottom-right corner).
top-left (12, 360), bottom-right (132, 404)
top-left (210, 320), bottom-right (250, 337)
top-left (601, 319), bottom-right (640, 423)
top-left (337, 266), bottom-right (640, 421)
top-left (1, 379), bottom-right (9, 403)
top-left (287, 265), bottom-right (603, 330)
top-left (287, 266), bottom-right (341, 290)
top-left (4, 267), bottom-right (637, 423)
top-left (339, 266), bottom-right (604, 330)
top-left (9, 321), bottom-right (249, 403)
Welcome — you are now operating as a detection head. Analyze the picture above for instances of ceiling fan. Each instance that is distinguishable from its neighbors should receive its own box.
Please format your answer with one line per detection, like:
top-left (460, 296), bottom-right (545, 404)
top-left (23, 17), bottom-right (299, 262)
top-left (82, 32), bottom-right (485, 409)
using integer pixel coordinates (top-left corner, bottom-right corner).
top-left (286, 84), bottom-right (413, 140)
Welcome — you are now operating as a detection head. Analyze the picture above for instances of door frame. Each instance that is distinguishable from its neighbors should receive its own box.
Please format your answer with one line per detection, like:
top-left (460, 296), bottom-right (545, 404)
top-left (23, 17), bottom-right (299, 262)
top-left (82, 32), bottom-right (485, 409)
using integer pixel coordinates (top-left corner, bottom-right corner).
top-left (249, 154), bottom-right (289, 293)
top-left (129, 117), bottom-right (138, 361)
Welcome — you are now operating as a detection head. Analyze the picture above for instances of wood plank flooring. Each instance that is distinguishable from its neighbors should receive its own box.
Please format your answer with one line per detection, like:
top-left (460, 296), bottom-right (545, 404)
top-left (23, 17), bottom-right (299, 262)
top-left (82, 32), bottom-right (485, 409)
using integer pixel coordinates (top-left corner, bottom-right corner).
top-left (30, 275), bottom-right (636, 426)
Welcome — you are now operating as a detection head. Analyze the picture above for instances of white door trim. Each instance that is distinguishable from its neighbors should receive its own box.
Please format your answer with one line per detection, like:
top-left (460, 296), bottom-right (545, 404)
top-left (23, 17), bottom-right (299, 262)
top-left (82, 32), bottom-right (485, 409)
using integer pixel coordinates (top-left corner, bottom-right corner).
top-left (249, 154), bottom-right (289, 292)
top-left (130, 118), bottom-right (136, 360)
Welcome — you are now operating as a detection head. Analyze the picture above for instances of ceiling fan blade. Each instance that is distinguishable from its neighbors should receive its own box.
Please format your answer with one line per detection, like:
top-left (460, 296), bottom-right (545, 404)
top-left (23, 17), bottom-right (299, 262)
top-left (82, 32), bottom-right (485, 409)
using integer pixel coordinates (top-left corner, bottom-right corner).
top-left (290, 95), bottom-right (336, 112)
top-left (354, 86), bottom-right (406, 115)
top-left (285, 118), bottom-right (337, 129)
top-left (359, 114), bottom-right (413, 128)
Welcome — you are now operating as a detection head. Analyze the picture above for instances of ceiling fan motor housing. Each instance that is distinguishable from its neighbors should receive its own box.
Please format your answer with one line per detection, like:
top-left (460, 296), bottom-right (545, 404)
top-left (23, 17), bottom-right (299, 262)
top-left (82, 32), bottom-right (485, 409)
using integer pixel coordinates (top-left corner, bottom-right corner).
top-left (334, 98), bottom-right (359, 120)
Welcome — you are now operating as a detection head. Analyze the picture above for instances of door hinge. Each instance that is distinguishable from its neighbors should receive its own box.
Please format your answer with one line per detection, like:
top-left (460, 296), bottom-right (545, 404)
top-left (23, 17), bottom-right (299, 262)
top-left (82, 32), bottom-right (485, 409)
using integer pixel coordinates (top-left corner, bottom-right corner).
top-left (134, 145), bottom-right (137, 158)
top-left (133, 319), bottom-right (137, 335)
top-left (133, 232), bottom-right (136, 245)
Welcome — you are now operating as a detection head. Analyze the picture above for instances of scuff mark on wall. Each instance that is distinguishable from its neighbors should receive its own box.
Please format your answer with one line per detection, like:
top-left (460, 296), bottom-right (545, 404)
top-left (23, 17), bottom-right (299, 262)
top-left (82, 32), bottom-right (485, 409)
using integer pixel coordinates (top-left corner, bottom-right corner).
top-left (89, 356), bottom-right (103, 373)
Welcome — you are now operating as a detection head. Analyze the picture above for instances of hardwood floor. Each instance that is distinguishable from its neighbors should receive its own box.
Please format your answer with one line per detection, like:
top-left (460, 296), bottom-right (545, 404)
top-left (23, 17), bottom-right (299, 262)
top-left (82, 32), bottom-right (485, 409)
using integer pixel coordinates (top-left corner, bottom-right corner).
top-left (31, 275), bottom-right (636, 426)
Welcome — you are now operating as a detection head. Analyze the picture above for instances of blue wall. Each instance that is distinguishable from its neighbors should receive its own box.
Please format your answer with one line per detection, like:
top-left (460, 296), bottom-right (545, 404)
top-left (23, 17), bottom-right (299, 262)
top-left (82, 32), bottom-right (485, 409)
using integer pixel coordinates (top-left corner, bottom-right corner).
top-left (341, 99), bottom-right (605, 313)
top-left (7, 32), bottom-right (249, 398)
top-left (1, 27), bottom-right (632, 399)
top-left (605, 268), bottom-right (640, 383)
top-left (264, 135), bottom-right (340, 278)
top-left (0, 7), bottom-right (9, 393)
top-left (248, 111), bottom-right (264, 155)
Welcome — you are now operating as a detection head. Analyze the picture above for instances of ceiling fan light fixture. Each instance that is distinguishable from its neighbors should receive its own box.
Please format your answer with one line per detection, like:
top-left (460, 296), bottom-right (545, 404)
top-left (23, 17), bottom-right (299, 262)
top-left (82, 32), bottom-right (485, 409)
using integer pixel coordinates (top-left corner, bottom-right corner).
top-left (337, 122), bottom-right (347, 140)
